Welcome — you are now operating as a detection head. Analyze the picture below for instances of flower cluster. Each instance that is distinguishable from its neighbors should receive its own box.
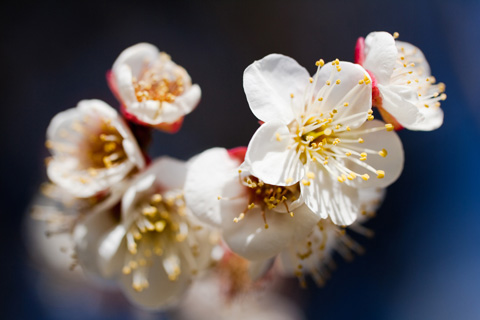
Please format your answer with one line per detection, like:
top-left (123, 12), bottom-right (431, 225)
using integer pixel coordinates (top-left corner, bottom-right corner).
top-left (34, 32), bottom-right (445, 311)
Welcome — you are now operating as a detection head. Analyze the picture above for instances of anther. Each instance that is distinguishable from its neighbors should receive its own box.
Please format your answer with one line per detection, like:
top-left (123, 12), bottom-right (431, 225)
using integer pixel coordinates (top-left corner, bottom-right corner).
top-left (376, 170), bottom-right (385, 179)
top-left (378, 148), bottom-right (388, 157)
top-left (385, 124), bottom-right (394, 131)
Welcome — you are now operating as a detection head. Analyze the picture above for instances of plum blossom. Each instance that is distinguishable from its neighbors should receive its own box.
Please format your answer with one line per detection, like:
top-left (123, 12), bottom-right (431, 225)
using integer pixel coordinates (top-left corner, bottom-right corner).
top-left (184, 147), bottom-right (319, 261)
top-left (46, 100), bottom-right (145, 198)
top-left (278, 188), bottom-right (385, 287)
top-left (242, 54), bottom-right (403, 226)
top-left (355, 31), bottom-right (446, 130)
top-left (74, 157), bottom-right (217, 310)
top-left (177, 272), bottom-right (304, 320)
top-left (110, 43), bottom-right (201, 132)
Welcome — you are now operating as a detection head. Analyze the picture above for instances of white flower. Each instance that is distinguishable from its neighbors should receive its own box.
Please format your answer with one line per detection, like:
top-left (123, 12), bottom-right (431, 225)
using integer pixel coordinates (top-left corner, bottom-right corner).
top-left (177, 273), bottom-right (304, 320)
top-left (73, 157), bottom-right (216, 310)
top-left (242, 54), bottom-right (404, 226)
top-left (110, 43), bottom-right (201, 132)
top-left (46, 100), bottom-right (145, 198)
top-left (356, 31), bottom-right (446, 131)
top-left (184, 147), bottom-right (319, 261)
top-left (278, 187), bottom-right (385, 287)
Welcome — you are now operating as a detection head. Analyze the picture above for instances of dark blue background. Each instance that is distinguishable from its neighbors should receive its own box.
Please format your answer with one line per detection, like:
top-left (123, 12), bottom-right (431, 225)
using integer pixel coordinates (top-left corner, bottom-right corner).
top-left (1, 0), bottom-right (479, 319)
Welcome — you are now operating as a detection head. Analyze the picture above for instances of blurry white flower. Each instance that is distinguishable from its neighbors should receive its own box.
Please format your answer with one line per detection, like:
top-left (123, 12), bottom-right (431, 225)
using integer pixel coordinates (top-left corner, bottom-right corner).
top-left (74, 157), bottom-right (217, 310)
top-left (356, 31), bottom-right (446, 130)
top-left (242, 54), bottom-right (403, 225)
top-left (46, 100), bottom-right (145, 198)
top-left (110, 43), bottom-right (201, 132)
top-left (184, 147), bottom-right (318, 261)
top-left (177, 272), bottom-right (305, 320)
top-left (278, 188), bottom-right (385, 287)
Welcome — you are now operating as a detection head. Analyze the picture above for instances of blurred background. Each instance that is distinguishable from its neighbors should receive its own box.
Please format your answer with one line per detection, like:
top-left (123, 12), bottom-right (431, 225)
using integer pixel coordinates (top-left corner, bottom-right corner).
top-left (1, 0), bottom-right (480, 319)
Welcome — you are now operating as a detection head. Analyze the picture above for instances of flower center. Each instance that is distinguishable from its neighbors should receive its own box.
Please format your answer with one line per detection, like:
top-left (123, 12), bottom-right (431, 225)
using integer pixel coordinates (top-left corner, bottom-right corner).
top-left (280, 96), bottom-right (393, 184)
top-left (122, 191), bottom-right (200, 292)
top-left (46, 118), bottom-right (128, 174)
top-left (232, 175), bottom-right (298, 229)
top-left (133, 74), bottom-right (184, 103)
top-left (87, 120), bottom-right (127, 170)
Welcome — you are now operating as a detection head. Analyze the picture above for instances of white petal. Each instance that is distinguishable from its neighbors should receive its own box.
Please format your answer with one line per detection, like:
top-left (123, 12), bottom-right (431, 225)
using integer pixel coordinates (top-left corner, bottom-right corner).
top-left (243, 54), bottom-right (309, 123)
top-left (378, 83), bottom-right (423, 126)
top-left (77, 99), bottom-right (118, 119)
top-left (404, 105), bottom-right (444, 131)
top-left (223, 204), bottom-right (318, 260)
top-left (149, 157), bottom-right (187, 190)
top-left (184, 148), bottom-right (245, 227)
top-left (301, 168), bottom-right (359, 226)
top-left (154, 101), bottom-right (186, 124)
top-left (73, 210), bottom-right (121, 279)
top-left (395, 40), bottom-right (431, 76)
top-left (358, 187), bottom-right (386, 222)
top-left (115, 64), bottom-right (138, 106)
top-left (245, 120), bottom-right (304, 186)
top-left (123, 138), bottom-right (146, 169)
top-left (46, 108), bottom-right (80, 142)
top-left (346, 120), bottom-right (404, 189)
top-left (120, 255), bottom-right (190, 310)
top-left (248, 258), bottom-right (275, 281)
top-left (175, 84), bottom-right (201, 115)
top-left (47, 160), bottom-right (134, 198)
top-left (310, 61), bottom-right (372, 129)
top-left (97, 224), bottom-right (127, 278)
top-left (363, 32), bottom-right (397, 84)
top-left (112, 43), bottom-right (159, 78)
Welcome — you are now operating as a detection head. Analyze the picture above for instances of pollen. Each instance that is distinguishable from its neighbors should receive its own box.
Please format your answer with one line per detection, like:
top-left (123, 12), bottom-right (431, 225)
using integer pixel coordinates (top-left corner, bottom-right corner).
top-left (344, 102), bottom-right (349, 107)
top-left (358, 138), bottom-right (364, 143)
top-left (302, 179), bottom-right (311, 186)
top-left (378, 148), bottom-right (388, 157)
top-left (376, 170), bottom-right (385, 179)
top-left (315, 59), bottom-right (325, 67)
top-left (361, 174), bottom-right (370, 181)
top-left (385, 124), bottom-right (394, 131)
